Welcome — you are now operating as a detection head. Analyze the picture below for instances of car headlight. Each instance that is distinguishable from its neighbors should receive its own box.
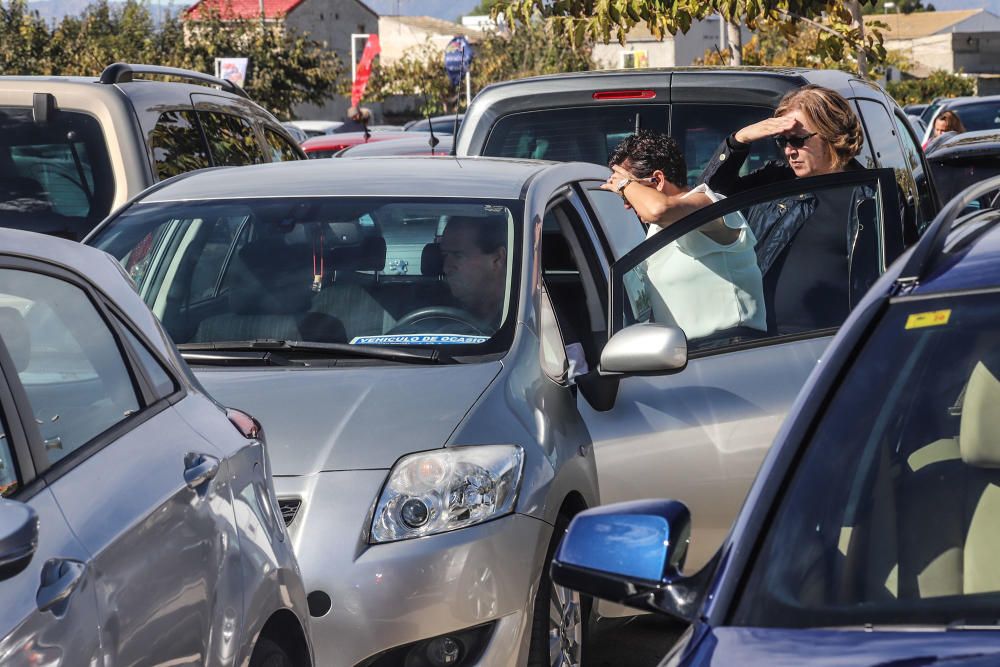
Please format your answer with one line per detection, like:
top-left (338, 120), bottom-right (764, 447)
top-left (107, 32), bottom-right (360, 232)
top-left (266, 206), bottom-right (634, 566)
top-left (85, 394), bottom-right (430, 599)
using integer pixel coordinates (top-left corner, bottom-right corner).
top-left (370, 445), bottom-right (524, 543)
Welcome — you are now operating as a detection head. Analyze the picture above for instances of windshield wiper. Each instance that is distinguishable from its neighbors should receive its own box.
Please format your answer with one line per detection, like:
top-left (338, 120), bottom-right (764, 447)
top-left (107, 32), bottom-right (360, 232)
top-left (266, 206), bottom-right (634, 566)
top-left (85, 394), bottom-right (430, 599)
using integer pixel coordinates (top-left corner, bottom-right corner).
top-left (177, 339), bottom-right (451, 365)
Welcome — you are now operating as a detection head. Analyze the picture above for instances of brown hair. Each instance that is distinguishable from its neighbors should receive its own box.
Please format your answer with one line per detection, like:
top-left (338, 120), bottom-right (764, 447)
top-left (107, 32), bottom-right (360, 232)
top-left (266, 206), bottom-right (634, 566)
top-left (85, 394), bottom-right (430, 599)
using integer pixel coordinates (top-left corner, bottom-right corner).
top-left (774, 84), bottom-right (864, 169)
top-left (935, 110), bottom-right (966, 134)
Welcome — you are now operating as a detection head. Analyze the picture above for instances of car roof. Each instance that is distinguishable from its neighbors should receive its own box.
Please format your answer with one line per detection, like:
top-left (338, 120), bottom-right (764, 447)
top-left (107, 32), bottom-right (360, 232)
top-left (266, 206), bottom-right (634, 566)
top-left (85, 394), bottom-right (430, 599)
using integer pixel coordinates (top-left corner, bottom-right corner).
top-left (134, 157), bottom-right (593, 202)
top-left (338, 134), bottom-right (454, 156)
top-left (477, 66), bottom-right (859, 98)
top-left (926, 129), bottom-right (1000, 160)
top-left (944, 95), bottom-right (1000, 109)
top-left (913, 214), bottom-right (1000, 295)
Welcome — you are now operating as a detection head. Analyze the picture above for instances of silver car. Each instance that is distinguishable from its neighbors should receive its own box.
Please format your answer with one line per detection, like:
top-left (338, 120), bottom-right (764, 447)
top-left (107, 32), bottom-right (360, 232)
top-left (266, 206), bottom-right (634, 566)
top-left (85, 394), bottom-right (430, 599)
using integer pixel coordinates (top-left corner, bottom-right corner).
top-left (87, 157), bottom-right (904, 666)
top-left (0, 229), bottom-right (312, 666)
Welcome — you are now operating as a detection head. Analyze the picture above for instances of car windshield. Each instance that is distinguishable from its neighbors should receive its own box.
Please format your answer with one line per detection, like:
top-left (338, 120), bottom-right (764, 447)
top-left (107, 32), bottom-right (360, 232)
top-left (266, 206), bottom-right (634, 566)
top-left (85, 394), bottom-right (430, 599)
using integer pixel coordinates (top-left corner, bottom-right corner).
top-left (0, 107), bottom-right (114, 240)
top-left (91, 197), bottom-right (521, 359)
top-left (735, 291), bottom-right (1000, 628)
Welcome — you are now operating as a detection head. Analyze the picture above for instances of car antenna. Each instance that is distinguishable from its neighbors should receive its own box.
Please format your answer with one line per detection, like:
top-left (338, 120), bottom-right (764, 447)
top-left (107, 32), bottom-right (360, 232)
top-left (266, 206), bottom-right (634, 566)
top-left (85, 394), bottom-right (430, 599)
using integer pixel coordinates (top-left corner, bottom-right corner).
top-left (635, 113), bottom-right (641, 133)
top-left (427, 113), bottom-right (440, 154)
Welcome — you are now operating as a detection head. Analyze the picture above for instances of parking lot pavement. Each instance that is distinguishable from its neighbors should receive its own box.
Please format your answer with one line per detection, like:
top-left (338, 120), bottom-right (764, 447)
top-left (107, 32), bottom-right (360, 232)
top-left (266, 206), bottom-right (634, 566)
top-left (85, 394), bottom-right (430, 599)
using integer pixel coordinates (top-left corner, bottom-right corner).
top-left (587, 615), bottom-right (685, 667)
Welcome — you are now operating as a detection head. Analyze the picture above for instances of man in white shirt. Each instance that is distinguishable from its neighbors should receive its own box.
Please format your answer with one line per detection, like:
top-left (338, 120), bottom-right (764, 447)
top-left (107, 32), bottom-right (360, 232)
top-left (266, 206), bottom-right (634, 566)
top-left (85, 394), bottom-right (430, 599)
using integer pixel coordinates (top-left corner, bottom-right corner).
top-left (602, 131), bottom-right (766, 340)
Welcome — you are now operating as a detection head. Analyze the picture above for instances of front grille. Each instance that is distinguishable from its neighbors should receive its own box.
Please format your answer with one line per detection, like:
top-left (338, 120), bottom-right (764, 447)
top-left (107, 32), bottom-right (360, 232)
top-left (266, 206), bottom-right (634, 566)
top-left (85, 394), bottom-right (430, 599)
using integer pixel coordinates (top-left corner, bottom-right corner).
top-left (278, 498), bottom-right (302, 527)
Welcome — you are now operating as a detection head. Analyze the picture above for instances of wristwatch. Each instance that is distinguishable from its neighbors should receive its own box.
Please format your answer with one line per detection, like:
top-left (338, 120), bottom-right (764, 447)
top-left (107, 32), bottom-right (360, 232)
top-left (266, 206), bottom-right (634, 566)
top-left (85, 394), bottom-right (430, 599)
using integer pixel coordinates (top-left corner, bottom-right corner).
top-left (615, 177), bottom-right (634, 196)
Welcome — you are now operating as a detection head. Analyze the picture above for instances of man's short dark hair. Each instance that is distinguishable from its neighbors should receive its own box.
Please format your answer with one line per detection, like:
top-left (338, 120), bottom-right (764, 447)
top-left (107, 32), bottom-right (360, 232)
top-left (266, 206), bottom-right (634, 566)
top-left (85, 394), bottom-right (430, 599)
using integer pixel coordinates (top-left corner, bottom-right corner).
top-left (608, 130), bottom-right (688, 189)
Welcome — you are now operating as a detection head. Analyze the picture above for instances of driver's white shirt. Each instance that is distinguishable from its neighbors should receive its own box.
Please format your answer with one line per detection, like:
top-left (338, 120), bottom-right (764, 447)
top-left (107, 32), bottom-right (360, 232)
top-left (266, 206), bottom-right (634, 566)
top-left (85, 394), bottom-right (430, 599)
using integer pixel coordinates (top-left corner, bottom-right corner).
top-left (644, 184), bottom-right (767, 339)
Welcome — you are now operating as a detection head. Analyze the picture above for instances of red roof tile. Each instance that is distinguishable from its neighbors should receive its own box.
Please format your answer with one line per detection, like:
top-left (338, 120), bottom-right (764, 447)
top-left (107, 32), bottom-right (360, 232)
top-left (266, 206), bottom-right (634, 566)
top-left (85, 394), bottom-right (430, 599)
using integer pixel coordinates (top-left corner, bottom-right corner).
top-left (184, 0), bottom-right (305, 21)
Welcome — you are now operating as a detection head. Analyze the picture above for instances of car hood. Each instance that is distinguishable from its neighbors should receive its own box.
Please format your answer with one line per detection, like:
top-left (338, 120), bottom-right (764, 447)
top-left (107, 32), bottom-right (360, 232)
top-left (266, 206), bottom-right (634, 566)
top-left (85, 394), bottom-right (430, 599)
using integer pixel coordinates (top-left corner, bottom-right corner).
top-left (688, 627), bottom-right (1000, 666)
top-left (195, 362), bottom-right (502, 476)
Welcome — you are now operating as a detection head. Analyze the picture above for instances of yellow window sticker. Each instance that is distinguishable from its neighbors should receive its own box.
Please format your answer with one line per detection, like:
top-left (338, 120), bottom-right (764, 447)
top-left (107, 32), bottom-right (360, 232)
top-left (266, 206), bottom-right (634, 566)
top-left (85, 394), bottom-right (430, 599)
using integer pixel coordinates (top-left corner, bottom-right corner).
top-left (905, 309), bottom-right (951, 330)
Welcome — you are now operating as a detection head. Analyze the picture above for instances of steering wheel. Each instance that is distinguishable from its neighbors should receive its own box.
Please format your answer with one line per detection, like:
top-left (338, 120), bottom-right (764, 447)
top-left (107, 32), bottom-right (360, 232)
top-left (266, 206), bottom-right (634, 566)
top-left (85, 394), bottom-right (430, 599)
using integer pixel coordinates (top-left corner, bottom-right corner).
top-left (389, 306), bottom-right (491, 336)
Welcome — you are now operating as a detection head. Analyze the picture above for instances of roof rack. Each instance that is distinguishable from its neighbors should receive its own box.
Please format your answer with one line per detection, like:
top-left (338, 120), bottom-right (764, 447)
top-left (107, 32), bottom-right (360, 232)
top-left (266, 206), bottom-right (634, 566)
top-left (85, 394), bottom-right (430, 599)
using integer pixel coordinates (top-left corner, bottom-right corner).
top-left (98, 62), bottom-right (250, 99)
top-left (892, 174), bottom-right (1000, 293)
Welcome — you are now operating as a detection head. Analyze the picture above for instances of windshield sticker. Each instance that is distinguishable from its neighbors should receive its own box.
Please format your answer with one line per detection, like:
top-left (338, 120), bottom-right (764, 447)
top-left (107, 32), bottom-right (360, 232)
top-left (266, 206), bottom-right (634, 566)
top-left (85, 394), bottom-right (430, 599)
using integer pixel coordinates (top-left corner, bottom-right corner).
top-left (350, 334), bottom-right (490, 346)
top-left (905, 309), bottom-right (951, 330)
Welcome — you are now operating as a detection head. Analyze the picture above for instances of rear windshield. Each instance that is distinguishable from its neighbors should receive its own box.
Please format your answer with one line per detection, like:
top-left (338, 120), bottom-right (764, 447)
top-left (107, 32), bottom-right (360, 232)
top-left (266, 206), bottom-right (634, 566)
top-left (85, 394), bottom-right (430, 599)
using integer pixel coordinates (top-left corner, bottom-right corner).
top-left (482, 103), bottom-right (781, 185)
top-left (0, 107), bottom-right (114, 240)
top-left (930, 156), bottom-right (1000, 205)
top-left (949, 101), bottom-right (1000, 132)
top-left (90, 197), bottom-right (522, 359)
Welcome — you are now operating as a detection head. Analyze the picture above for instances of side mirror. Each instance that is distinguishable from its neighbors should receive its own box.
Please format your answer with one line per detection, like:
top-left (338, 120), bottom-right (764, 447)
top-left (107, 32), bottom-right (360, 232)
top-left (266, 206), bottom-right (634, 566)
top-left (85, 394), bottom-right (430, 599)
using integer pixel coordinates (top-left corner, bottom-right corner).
top-left (600, 323), bottom-right (687, 376)
top-left (0, 499), bottom-right (38, 581)
top-left (551, 499), bottom-right (706, 622)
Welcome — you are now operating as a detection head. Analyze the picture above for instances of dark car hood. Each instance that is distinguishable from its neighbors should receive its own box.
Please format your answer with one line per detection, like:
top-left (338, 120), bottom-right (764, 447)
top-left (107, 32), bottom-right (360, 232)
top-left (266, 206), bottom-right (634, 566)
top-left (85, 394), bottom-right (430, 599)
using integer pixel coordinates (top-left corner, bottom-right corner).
top-left (686, 627), bottom-right (1000, 666)
top-left (195, 362), bottom-right (502, 476)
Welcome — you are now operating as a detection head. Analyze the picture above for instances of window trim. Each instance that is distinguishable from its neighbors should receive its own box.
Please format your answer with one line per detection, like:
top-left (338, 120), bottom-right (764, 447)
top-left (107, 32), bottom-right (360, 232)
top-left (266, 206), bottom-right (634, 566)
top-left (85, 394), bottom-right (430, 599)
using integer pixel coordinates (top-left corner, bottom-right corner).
top-left (0, 257), bottom-right (182, 481)
top-left (0, 336), bottom-right (36, 496)
top-left (608, 168), bottom-right (901, 356)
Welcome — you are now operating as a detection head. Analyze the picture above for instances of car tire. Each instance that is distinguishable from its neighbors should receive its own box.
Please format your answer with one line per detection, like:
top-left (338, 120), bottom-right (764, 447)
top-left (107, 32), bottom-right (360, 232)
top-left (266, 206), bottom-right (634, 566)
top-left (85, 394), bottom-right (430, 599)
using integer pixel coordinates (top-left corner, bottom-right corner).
top-left (527, 512), bottom-right (592, 667)
top-left (249, 638), bottom-right (294, 667)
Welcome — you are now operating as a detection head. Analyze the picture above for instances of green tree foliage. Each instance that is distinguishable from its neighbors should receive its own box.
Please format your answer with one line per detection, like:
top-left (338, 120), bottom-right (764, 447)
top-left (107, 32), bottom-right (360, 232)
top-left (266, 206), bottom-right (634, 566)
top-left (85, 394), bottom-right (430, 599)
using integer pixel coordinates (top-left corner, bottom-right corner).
top-left (0, 0), bottom-right (56, 75)
top-left (0, 0), bottom-right (342, 120)
top-left (493, 0), bottom-right (887, 74)
top-left (360, 20), bottom-right (594, 116)
top-left (886, 70), bottom-right (974, 105)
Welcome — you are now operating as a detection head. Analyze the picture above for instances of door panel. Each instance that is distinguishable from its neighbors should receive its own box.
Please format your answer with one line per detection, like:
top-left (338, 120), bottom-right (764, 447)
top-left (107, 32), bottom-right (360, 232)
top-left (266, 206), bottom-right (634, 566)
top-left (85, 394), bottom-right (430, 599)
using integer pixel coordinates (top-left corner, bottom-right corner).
top-left (49, 407), bottom-right (240, 665)
top-left (0, 488), bottom-right (101, 666)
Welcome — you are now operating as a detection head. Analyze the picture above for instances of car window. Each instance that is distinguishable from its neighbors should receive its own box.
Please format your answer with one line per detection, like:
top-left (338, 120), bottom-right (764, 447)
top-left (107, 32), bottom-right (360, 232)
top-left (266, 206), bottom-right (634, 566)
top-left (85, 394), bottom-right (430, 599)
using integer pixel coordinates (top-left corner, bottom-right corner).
top-left (0, 107), bottom-right (114, 240)
top-left (611, 173), bottom-right (892, 354)
top-left (669, 104), bottom-right (783, 186)
top-left (483, 105), bottom-right (669, 165)
top-left (892, 112), bottom-right (933, 237)
top-left (91, 197), bottom-right (523, 357)
top-left (735, 291), bottom-right (1000, 628)
top-left (858, 100), bottom-right (918, 195)
top-left (119, 323), bottom-right (176, 399)
top-left (0, 399), bottom-right (18, 497)
top-left (149, 109), bottom-right (212, 180)
top-left (265, 129), bottom-right (301, 162)
top-left (0, 269), bottom-right (140, 466)
top-left (581, 187), bottom-right (648, 260)
top-left (198, 112), bottom-right (265, 167)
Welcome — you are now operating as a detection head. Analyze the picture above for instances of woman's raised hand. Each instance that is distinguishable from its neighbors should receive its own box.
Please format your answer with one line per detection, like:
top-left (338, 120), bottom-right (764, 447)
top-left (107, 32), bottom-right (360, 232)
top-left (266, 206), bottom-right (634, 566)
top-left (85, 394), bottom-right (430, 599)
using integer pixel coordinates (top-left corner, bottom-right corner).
top-left (734, 115), bottom-right (802, 144)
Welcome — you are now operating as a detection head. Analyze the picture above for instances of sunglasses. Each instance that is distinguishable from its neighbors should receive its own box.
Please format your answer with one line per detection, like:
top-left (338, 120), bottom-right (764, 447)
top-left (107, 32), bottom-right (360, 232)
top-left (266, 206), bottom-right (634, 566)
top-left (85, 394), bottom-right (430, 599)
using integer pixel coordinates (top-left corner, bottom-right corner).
top-left (774, 132), bottom-right (817, 150)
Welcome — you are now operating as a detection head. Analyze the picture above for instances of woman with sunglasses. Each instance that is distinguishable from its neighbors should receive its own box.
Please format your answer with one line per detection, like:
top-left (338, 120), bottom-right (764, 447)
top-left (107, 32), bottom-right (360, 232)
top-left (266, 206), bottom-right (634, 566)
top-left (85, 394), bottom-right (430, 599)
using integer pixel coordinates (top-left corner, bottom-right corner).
top-left (697, 84), bottom-right (870, 334)
top-left (702, 84), bottom-right (865, 193)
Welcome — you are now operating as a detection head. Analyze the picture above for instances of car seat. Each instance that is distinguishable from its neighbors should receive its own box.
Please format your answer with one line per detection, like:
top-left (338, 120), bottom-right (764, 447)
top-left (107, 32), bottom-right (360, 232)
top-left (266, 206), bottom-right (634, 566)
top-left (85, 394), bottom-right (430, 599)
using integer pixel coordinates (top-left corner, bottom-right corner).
top-left (891, 359), bottom-right (1000, 599)
top-left (308, 233), bottom-right (393, 340)
top-left (194, 238), bottom-right (314, 342)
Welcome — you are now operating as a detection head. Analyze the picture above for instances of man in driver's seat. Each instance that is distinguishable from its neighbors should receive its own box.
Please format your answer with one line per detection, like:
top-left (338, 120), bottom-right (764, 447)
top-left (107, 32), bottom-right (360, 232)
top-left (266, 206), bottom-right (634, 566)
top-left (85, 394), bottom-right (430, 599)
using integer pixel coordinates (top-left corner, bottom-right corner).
top-left (440, 215), bottom-right (508, 333)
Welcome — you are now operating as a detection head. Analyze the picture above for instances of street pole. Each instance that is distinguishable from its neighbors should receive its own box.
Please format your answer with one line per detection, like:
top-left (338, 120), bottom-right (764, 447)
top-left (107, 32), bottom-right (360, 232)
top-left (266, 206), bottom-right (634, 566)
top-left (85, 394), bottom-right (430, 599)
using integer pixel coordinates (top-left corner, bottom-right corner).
top-left (350, 33), bottom-right (369, 84)
top-left (465, 70), bottom-right (471, 109)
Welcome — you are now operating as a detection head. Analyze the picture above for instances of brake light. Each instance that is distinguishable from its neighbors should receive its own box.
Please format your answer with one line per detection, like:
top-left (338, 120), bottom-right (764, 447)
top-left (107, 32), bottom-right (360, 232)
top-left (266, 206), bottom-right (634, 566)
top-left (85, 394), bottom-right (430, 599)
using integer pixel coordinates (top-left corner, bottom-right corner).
top-left (592, 89), bottom-right (656, 100)
top-left (227, 408), bottom-right (262, 439)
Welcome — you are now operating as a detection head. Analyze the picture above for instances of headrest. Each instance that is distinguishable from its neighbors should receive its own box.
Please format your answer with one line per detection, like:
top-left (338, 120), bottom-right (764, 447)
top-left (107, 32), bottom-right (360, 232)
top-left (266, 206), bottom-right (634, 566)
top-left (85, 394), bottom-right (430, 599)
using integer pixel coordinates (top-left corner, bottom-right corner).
top-left (0, 306), bottom-right (30, 372)
top-left (421, 242), bottom-right (443, 276)
top-left (238, 238), bottom-right (312, 288)
top-left (229, 285), bottom-right (313, 316)
top-left (959, 361), bottom-right (1000, 468)
top-left (330, 236), bottom-right (386, 272)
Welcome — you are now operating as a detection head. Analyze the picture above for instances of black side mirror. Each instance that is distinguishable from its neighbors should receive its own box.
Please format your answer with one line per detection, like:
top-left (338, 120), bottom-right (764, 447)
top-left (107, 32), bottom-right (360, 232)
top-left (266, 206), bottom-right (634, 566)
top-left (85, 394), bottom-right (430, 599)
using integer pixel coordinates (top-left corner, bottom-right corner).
top-left (0, 499), bottom-right (38, 581)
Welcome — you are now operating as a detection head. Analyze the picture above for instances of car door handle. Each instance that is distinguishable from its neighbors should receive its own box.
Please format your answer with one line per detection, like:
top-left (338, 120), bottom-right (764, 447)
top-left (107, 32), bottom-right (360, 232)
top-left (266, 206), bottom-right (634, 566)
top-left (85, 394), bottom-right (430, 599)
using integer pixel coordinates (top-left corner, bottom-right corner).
top-left (36, 559), bottom-right (86, 613)
top-left (184, 453), bottom-right (220, 490)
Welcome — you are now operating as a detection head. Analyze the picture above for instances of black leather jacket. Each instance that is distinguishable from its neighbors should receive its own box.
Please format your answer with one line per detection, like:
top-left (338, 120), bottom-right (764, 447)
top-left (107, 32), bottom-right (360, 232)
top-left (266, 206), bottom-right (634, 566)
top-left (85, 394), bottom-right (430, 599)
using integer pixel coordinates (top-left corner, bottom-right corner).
top-left (701, 135), bottom-right (876, 303)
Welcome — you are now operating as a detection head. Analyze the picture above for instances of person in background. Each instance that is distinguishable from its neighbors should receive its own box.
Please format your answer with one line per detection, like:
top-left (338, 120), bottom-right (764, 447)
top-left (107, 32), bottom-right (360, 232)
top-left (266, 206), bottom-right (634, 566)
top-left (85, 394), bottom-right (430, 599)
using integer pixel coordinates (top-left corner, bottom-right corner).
top-left (932, 110), bottom-right (966, 139)
top-left (336, 106), bottom-right (371, 135)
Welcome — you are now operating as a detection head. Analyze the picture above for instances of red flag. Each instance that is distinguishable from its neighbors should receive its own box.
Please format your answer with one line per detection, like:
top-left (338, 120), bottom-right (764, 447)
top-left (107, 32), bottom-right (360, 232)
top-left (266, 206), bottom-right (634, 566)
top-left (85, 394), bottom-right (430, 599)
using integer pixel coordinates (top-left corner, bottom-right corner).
top-left (351, 34), bottom-right (380, 108)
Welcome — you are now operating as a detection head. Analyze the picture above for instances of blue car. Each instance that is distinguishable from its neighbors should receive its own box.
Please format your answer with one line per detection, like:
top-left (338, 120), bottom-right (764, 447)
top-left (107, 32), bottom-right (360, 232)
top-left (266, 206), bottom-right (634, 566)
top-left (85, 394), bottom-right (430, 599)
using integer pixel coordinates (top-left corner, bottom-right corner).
top-left (552, 174), bottom-right (1000, 665)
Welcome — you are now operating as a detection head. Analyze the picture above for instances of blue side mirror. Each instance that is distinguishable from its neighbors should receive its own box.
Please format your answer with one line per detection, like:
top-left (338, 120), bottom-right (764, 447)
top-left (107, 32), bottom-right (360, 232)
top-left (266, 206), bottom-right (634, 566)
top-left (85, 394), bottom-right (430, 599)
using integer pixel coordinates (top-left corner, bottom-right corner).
top-left (551, 499), bottom-right (704, 621)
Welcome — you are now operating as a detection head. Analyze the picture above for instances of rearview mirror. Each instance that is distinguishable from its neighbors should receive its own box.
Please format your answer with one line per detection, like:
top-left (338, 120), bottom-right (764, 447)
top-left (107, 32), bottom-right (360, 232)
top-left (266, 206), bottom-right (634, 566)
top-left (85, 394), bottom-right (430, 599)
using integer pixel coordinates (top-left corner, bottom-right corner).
top-left (551, 499), bottom-right (705, 622)
top-left (0, 499), bottom-right (38, 581)
top-left (600, 323), bottom-right (687, 375)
